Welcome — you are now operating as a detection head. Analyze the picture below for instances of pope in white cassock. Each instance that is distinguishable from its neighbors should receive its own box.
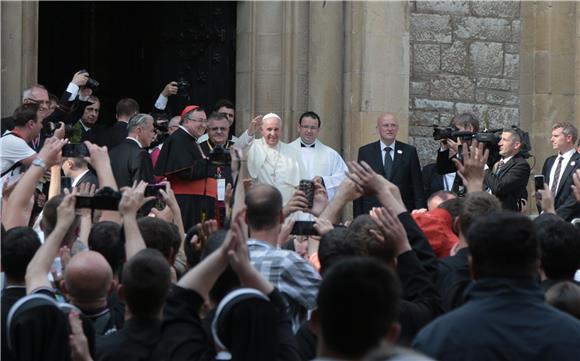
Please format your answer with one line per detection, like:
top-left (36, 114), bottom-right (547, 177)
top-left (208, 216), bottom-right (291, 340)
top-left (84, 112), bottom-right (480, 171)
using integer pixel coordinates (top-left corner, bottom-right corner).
top-left (289, 111), bottom-right (347, 201)
top-left (242, 113), bottom-right (304, 205)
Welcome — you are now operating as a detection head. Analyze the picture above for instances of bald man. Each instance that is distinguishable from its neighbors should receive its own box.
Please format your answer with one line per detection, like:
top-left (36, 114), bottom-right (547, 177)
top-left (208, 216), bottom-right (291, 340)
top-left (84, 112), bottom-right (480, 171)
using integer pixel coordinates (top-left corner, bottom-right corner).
top-left (354, 113), bottom-right (425, 216)
top-left (61, 251), bottom-right (124, 335)
top-left (244, 113), bottom-right (304, 205)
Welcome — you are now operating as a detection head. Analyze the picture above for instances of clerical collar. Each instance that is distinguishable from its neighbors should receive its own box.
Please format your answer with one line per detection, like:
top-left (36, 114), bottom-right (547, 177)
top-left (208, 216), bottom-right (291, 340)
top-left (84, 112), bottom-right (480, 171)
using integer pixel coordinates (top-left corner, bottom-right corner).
top-left (207, 140), bottom-right (231, 151)
top-left (301, 139), bottom-right (315, 148)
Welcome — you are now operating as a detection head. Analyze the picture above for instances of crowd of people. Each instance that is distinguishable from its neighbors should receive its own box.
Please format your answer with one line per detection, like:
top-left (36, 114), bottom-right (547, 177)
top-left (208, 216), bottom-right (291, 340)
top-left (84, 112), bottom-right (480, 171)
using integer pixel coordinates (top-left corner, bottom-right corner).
top-left (1, 71), bottom-right (580, 361)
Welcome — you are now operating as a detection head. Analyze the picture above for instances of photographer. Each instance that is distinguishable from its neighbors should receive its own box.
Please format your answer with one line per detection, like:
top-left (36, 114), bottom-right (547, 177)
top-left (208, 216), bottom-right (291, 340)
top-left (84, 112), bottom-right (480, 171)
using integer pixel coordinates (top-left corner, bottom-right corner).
top-left (434, 113), bottom-right (500, 196)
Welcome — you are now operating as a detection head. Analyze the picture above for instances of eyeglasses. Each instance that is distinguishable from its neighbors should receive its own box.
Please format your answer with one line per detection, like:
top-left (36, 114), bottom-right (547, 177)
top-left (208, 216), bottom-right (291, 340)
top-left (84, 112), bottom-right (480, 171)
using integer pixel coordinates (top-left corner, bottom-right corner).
top-left (188, 117), bottom-right (207, 123)
top-left (209, 127), bottom-right (228, 132)
top-left (300, 125), bottom-right (319, 131)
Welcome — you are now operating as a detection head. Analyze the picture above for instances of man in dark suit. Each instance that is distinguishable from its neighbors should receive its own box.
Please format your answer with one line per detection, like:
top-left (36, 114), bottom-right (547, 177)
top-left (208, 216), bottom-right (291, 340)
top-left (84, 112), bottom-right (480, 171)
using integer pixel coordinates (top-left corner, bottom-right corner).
top-left (354, 112), bottom-right (425, 216)
top-left (109, 113), bottom-right (155, 189)
top-left (484, 128), bottom-right (531, 212)
top-left (85, 98), bottom-right (139, 149)
top-left (62, 157), bottom-right (99, 189)
top-left (541, 121), bottom-right (580, 221)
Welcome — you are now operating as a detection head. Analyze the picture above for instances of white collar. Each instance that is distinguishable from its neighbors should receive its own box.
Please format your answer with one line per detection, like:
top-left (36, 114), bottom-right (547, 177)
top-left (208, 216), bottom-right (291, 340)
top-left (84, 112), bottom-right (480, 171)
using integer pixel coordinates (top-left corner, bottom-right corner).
top-left (380, 139), bottom-right (395, 151)
top-left (71, 169), bottom-right (90, 187)
top-left (126, 136), bottom-right (143, 148)
top-left (179, 125), bottom-right (194, 138)
top-left (501, 155), bottom-right (514, 164)
top-left (558, 148), bottom-right (576, 160)
top-left (79, 120), bottom-right (91, 131)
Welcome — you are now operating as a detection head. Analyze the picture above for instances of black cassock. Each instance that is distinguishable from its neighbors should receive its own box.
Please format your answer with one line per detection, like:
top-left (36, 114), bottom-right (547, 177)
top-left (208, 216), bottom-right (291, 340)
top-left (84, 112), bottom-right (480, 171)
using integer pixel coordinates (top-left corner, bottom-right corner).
top-left (154, 127), bottom-right (218, 231)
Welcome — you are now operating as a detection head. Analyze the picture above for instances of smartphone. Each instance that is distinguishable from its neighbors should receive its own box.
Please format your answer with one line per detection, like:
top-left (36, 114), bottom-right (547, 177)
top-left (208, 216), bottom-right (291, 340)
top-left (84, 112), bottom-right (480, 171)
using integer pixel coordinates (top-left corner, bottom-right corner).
top-left (145, 184), bottom-right (165, 197)
top-left (291, 221), bottom-right (318, 236)
top-left (534, 175), bottom-right (545, 192)
top-left (62, 143), bottom-right (90, 158)
top-left (299, 180), bottom-right (314, 209)
top-left (75, 194), bottom-right (121, 210)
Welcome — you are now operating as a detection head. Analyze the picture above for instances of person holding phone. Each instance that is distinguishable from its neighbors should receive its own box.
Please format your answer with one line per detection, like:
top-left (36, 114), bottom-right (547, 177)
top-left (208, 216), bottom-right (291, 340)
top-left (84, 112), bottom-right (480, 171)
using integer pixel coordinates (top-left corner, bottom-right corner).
top-left (483, 128), bottom-right (530, 212)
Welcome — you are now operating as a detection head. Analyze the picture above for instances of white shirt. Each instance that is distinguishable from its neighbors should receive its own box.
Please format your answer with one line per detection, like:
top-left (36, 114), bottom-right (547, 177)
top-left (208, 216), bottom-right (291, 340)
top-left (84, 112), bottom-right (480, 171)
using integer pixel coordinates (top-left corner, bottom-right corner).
top-left (289, 138), bottom-right (347, 201)
top-left (0, 131), bottom-right (35, 176)
top-left (549, 148), bottom-right (577, 193)
top-left (71, 169), bottom-right (90, 187)
top-left (126, 136), bottom-right (143, 148)
top-left (380, 139), bottom-right (395, 163)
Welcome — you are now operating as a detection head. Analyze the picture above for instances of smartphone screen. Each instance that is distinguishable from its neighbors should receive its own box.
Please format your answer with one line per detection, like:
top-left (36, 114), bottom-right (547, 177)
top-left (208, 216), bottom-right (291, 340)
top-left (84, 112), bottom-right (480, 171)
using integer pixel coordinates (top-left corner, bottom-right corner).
top-left (291, 221), bottom-right (318, 236)
top-left (534, 175), bottom-right (545, 192)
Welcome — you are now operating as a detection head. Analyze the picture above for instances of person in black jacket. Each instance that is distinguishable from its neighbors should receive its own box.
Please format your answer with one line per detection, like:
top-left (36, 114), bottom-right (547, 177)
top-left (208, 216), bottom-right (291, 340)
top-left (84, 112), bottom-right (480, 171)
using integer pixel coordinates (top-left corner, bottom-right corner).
top-left (108, 113), bottom-right (155, 189)
top-left (95, 249), bottom-right (171, 361)
top-left (484, 129), bottom-right (530, 211)
top-left (413, 212), bottom-right (580, 361)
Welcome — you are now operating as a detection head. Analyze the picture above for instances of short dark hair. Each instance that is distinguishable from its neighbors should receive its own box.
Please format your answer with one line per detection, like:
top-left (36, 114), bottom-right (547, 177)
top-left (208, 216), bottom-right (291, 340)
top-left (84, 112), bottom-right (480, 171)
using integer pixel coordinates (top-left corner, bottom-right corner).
top-left (12, 103), bottom-right (39, 127)
top-left (137, 217), bottom-right (181, 261)
top-left (88, 221), bottom-right (125, 276)
top-left (318, 227), bottom-right (366, 276)
top-left (122, 249), bottom-right (171, 318)
top-left (213, 99), bottom-right (235, 112)
top-left (451, 113), bottom-right (479, 132)
top-left (298, 111), bottom-right (321, 128)
top-left (200, 229), bottom-right (241, 304)
top-left (317, 257), bottom-right (401, 358)
top-left (1, 227), bottom-right (41, 280)
top-left (459, 192), bottom-right (502, 236)
top-left (467, 212), bottom-right (539, 278)
top-left (208, 111), bottom-right (228, 123)
top-left (545, 281), bottom-right (580, 320)
top-left (245, 185), bottom-right (283, 231)
top-left (348, 215), bottom-right (394, 262)
top-left (535, 214), bottom-right (580, 279)
top-left (115, 98), bottom-right (140, 117)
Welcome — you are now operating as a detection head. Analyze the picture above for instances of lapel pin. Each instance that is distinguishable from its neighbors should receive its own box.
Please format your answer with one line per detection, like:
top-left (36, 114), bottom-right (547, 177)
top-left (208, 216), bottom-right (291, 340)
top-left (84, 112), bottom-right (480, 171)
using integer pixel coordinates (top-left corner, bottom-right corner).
top-left (397, 150), bottom-right (403, 154)
top-left (571, 161), bottom-right (576, 167)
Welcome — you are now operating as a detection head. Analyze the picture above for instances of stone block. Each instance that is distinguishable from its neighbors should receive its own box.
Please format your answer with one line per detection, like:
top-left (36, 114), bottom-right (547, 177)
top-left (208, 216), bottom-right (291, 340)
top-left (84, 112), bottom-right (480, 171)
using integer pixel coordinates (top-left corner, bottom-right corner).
top-left (409, 125), bottom-right (434, 138)
top-left (410, 81), bottom-right (430, 96)
top-left (471, 1), bottom-right (520, 19)
top-left (430, 75), bottom-right (475, 100)
top-left (511, 20), bottom-right (521, 43)
top-left (483, 90), bottom-right (519, 106)
top-left (455, 17), bottom-right (512, 42)
top-left (410, 13), bottom-right (452, 43)
top-left (455, 103), bottom-right (519, 128)
top-left (504, 53), bottom-right (519, 79)
top-left (415, 1), bottom-right (470, 15)
top-left (470, 41), bottom-right (503, 77)
top-left (504, 43), bottom-right (519, 54)
top-left (476, 77), bottom-right (511, 91)
top-left (409, 137), bottom-right (439, 166)
top-left (510, 80), bottom-right (519, 91)
top-left (441, 41), bottom-right (467, 74)
top-left (413, 44), bottom-right (440, 74)
top-left (414, 98), bottom-right (454, 111)
top-left (439, 112), bottom-right (454, 126)
top-left (409, 110), bottom-right (439, 126)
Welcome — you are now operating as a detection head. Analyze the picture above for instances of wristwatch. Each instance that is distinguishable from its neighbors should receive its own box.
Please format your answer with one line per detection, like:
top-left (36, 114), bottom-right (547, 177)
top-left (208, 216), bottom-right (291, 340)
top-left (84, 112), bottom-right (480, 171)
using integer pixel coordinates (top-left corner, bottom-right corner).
top-left (32, 158), bottom-right (47, 170)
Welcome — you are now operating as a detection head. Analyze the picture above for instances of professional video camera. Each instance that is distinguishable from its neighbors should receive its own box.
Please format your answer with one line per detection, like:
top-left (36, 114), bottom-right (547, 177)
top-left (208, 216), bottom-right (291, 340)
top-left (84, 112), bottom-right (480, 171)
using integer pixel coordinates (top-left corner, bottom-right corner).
top-left (432, 126), bottom-right (502, 146)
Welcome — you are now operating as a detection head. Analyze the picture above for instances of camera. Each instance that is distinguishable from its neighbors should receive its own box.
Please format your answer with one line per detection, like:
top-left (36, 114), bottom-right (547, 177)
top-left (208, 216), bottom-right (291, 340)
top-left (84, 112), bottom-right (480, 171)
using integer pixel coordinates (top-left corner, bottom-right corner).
top-left (175, 77), bottom-right (191, 97)
top-left (78, 69), bottom-right (100, 90)
top-left (43, 121), bottom-right (74, 139)
top-left (432, 126), bottom-right (501, 146)
top-left (75, 187), bottom-right (121, 210)
top-left (208, 145), bottom-right (231, 165)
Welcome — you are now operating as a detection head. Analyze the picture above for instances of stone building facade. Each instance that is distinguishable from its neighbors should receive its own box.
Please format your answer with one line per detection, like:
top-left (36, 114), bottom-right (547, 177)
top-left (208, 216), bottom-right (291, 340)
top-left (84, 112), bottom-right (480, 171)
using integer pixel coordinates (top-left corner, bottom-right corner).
top-left (409, 1), bottom-right (522, 165)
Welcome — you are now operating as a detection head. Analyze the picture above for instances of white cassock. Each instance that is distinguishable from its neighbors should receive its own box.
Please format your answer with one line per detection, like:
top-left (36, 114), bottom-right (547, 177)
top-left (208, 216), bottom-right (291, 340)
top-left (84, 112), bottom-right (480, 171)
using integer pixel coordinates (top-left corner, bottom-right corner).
top-left (289, 138), bottom-right (347, 201)
top-left (246, 138), bottom-right (304, 205)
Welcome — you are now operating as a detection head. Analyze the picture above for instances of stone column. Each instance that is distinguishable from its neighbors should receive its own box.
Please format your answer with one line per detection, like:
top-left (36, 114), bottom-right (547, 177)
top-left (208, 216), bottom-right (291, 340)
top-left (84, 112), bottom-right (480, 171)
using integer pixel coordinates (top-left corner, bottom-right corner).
top-left (342, 1), bottom-right (410, 162)
top-left (1, 1), bottom-right (38, 117)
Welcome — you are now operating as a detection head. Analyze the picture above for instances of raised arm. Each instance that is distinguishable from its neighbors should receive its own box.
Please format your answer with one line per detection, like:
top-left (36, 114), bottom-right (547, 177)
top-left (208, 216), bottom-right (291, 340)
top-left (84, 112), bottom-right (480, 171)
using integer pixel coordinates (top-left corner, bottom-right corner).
top-left (118, 181), bottom-right (155, 260)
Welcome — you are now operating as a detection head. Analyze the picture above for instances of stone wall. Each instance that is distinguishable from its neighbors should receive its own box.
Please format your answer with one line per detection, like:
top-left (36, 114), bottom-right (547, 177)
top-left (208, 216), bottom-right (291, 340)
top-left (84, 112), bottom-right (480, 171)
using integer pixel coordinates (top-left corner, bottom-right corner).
top-left (409, 1), bottom-right (521, 166)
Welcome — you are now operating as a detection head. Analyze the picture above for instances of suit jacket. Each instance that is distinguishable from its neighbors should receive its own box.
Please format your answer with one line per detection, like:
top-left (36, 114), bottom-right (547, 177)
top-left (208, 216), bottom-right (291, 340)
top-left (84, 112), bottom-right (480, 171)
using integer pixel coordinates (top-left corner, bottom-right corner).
top-left (84, 121), bottom-right (128, 149)
top-left (542, 151), bottom-right (580, 221)
top-left (354, 140), bottom-right (426, 216)
top-left (422, 163), bottom-right (444, 199)
top-left (75, 170), bottom-right (99, 189)
top-left (109, 138), bottom-right (154, 189)
top-left (484, 154), bottom-right (531, 212)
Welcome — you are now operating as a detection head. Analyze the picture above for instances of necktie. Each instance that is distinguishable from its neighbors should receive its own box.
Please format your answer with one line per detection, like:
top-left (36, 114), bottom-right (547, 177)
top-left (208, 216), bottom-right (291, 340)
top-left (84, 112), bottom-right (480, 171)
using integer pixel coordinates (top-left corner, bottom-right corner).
top-left (495, 160), bottom-right (505, 176)
top-left (383, 147), bottom-right (393, 180)
top-left (550, 156), bottom-right (564, 195)
top-left (301, 143), bottom-right (315, 148)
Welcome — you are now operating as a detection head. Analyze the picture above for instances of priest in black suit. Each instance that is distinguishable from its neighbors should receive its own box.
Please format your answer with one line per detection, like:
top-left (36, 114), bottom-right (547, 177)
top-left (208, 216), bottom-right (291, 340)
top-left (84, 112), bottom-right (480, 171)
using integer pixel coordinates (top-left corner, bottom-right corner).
top-left (484, 129), bottom-right (531, 212)
top-left (353, 113), bottom-right (425, 216)
top-left (541, 122), bottom-right (580, 221)
top-left (109, 113), bottom-right (155, 189)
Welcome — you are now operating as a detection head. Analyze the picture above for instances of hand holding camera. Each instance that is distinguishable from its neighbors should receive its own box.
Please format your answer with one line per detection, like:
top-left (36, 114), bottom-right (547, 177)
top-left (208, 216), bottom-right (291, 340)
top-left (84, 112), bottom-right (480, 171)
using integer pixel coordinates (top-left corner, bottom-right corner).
top-left (162, 81), bottom-right (179, 97)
